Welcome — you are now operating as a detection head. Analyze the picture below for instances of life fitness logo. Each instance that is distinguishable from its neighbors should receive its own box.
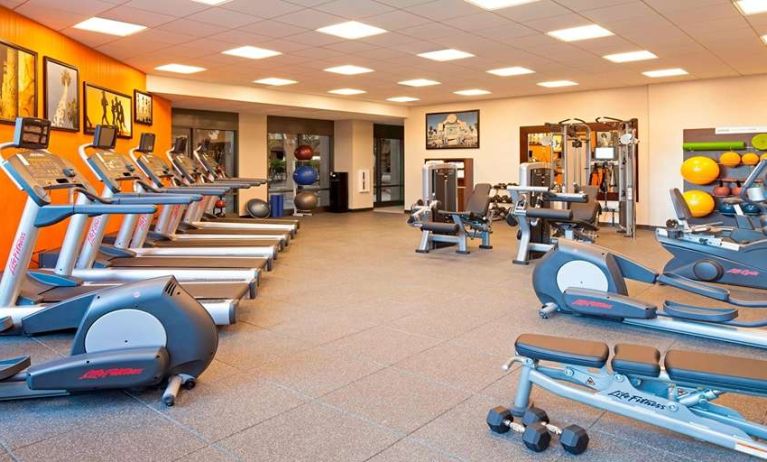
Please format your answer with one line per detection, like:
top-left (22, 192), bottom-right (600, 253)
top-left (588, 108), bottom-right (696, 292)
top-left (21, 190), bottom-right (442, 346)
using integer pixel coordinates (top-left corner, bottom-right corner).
top-left (727, 268), bottom-right (760, 277)
top-left (8, 232), bottom-right (26, 275)
top-left (608, 391), bottom-right (667, 410)
top-left (79, 368), bottom-right (144, 380)
top-left (137, 213), bottom-right (151, 230)
top-left (571, 299), bottom-right (612, 310)
top-left (85, 216), bottom-right (103, 245)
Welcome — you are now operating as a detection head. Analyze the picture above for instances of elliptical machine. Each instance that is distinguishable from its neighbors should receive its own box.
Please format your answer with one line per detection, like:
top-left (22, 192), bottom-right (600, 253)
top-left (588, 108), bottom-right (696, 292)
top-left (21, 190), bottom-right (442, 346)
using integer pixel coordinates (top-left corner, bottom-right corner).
top-left (0, 118), bottom-right (218, 405)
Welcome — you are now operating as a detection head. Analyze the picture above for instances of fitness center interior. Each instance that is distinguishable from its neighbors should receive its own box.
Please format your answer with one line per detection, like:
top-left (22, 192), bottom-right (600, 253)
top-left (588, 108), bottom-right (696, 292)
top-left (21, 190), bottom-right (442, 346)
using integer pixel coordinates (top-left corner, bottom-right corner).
top-left (1, 0), bottom-right (767, 461)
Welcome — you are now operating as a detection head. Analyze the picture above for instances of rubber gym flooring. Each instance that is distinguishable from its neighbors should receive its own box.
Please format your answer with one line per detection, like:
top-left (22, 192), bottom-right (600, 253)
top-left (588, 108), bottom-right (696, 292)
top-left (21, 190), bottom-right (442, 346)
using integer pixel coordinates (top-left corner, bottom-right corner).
top-left (0, 212), bottom-right (764, 462)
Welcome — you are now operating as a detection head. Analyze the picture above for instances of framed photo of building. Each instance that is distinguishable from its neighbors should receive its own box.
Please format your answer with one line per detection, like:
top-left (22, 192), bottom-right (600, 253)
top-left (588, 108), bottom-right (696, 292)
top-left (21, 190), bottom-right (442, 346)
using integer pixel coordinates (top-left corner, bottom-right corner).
top-left (0, 40), bottom-right (37, 123)
top-left (134, 90), bottom-right (152, 125)
top-left (83, 82), bottom-right (132, 138)
top-left (43, 57), bottom-right (79, 131)
top-left (426, 110), bottom-right (479, 150)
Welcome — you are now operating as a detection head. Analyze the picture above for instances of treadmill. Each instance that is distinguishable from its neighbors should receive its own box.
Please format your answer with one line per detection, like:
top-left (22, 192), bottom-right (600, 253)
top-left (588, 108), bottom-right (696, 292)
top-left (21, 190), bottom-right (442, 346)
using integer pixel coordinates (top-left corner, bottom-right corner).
top-left (1, 118), bottom-right (241, 327)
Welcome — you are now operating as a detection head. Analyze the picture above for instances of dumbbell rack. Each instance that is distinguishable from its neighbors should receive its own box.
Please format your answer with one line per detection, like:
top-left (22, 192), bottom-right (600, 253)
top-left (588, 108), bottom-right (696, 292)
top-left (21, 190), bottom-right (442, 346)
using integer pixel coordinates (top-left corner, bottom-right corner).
top-left (489, 183), bottom-right (515, 221)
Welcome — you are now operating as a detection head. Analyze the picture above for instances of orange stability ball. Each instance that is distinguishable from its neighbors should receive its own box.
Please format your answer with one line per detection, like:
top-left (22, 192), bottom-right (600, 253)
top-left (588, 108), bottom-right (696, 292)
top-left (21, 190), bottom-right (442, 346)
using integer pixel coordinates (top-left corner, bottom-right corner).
top-left (683, 190), bottom-right (715, 218)
top-left (719, 151), bottom-right (741, 168)
top-left (742, 152), bottom-right (760, 166)
top-left (681, 156), bottom-right (720, 185)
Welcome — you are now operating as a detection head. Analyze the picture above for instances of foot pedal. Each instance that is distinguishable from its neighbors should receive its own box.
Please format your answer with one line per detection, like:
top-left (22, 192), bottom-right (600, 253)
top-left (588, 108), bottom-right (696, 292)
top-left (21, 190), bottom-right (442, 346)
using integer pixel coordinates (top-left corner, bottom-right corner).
top-left (662, 301), bottom-right (738, 323)
top-left (0, 356), bottom-right (31, 380)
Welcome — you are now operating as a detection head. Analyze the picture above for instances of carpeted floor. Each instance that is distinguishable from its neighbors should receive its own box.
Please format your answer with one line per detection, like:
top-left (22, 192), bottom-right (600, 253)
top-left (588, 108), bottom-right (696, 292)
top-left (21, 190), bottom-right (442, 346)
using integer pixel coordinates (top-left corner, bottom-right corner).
top-left (0, 212), bottom-right (764, 461)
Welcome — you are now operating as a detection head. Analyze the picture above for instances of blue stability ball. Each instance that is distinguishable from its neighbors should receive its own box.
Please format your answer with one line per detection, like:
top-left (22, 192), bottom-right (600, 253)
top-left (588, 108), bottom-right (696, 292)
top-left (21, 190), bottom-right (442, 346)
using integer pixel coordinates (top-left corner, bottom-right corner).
top-left (293, 165), bottom-right (318, 186)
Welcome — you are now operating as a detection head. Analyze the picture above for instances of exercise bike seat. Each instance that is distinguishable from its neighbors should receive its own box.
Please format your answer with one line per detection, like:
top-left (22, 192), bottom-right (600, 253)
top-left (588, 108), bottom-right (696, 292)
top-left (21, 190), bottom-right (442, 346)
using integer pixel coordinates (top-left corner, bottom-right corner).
top-left (611, 344), bottom-right (661, 377)
top-left (515, 334), bottom-right (609, 368)
top-left (665, 350), bottom-right (767, 394)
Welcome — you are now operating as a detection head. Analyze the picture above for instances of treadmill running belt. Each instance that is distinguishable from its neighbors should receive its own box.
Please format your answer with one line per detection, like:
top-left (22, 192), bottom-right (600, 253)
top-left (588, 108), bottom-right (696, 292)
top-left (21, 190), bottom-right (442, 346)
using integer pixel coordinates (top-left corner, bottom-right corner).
top-left (148, 238), bottom-right (282, 248)
top-left (107, 256), bottom-right (268, 270)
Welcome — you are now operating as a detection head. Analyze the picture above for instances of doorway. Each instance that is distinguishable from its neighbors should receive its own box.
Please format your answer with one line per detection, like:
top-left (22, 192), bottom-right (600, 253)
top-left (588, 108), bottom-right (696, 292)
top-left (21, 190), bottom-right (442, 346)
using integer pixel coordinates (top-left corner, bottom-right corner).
top-left (373, 124), bottom-right (404, 208)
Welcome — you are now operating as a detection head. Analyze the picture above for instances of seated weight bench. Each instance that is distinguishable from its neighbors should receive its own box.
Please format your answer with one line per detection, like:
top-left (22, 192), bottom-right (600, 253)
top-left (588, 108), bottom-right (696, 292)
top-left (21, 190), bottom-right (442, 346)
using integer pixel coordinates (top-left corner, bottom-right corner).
top-left (488, 333), bottom-right (767, 458)
top-left (415, 183), bottom-right (493, 254)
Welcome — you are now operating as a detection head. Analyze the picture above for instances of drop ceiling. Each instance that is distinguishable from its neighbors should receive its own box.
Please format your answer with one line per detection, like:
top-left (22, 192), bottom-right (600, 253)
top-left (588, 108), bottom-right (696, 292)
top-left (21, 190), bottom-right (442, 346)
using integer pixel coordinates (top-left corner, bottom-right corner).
top-left (5, 0), bottom-right (767, 106)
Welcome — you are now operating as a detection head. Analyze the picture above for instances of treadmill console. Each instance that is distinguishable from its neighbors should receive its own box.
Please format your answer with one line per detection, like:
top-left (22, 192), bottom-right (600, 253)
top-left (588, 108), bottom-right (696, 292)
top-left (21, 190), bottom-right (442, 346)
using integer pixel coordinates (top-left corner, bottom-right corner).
top-left (197, 150), bottom-right (223, 176)
top-left (137, 152), bottom-right (175, 186)
top-left (137, 133), bottom-right (155, 153)
top-left (170, 153), bottom-right (201, 182)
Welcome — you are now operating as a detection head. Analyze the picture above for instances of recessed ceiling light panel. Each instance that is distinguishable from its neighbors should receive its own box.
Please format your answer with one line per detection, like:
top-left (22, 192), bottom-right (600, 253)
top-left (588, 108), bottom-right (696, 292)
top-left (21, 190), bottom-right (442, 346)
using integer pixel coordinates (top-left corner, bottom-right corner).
top-left (324, 65), bottom-right (374, 75)
top-left (537, 80), bottom-right (578, 88)
top-left (316, 21), bottom-right (387, 39)
top-left (735, 0), bottom-right (767, 15)
top-left (418, 49), bottom-right (475, 61)
top-left (328, 88), bottom-right (366, 95)
top-left (464, 0), bottom-right (539, 10)
top-left (398, 79), bottom-right (441, 87)
top-left (387, 96), bottom-right (420, 102)
top-left (642, 68), bottom-right (688, 78)
top-left (222, 46), bottom-right (281, 59)
top-left (73, 17), bottom-right (146, 36)
top-left (254, 78), bottom-right (297, 86)
top-left (155, 64), bottom-right (206, 74)
top-left (603, 50), bottom-right (657, 63)
top-left (487, 66), bottom-right (535, 76)
top-left (454, 89), bottom-right (491, 96)
top-left (547, 24), bottom-right (613, 42)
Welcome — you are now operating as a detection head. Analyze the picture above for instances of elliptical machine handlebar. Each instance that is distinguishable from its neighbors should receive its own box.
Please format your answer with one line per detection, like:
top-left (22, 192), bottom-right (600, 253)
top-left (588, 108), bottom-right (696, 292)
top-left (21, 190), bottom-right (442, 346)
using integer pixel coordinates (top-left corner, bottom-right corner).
top-left (741, 159), bottom-right (767, 202)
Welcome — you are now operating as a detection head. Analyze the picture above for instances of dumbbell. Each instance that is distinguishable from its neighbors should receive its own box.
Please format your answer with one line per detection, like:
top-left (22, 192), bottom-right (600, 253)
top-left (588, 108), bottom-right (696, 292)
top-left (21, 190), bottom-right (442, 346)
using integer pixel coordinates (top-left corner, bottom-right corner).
top-left (486, 406), bottom-right (589, 455)
top-left (522, 407), bottom-right (589, 455)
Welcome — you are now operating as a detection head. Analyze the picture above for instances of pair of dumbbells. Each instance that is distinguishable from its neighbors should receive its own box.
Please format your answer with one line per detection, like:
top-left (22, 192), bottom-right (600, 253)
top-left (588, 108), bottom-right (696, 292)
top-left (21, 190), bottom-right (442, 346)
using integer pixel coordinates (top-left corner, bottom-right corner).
top-left (486, 406), bottom-right (589, 455)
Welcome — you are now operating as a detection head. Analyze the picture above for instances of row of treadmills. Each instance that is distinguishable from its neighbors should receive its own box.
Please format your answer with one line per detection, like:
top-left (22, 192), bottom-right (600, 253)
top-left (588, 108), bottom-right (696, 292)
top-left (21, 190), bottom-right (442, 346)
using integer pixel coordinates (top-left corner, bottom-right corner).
top-left (0, 117), bottom-right (300, 335)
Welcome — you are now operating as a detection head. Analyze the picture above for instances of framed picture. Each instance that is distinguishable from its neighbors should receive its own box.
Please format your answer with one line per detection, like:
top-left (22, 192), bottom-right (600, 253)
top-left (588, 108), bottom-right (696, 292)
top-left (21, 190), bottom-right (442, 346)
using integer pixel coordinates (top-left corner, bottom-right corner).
top-left (134, 90), bottom-right (152, 125)
top-left (83, 82), bottom-right (132, 138)
top-left (426, 110), bottom-right (479, 150)
top-left (0, 40), bottom-right (37, 124)
top-left (43, 57), bottom-right (79, 131)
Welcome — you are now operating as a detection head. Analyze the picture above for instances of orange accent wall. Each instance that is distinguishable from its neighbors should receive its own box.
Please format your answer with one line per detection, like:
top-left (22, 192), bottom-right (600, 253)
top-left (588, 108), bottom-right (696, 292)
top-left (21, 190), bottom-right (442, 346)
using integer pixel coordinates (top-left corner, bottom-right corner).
top-left (0, 7), bottom-right (172, 267)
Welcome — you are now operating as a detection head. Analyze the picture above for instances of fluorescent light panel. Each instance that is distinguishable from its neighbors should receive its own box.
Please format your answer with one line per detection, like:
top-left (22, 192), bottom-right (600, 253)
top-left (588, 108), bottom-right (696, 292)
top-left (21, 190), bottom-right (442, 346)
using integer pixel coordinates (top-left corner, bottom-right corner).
top-left (537, 80), bottom-right (578, 88)
top-left (155, 63), bottom-right (206, 74)
top-left (328, 88), bottom-right (366, 95)
top-left (643, 68), bottom-right (688, 78)
top-left (464, 0), bottom-right (539, 10)
top-left (604, 50), bottom-right (657, 63)
top-left (324, 65), bottom-right (373, 75)
top-left (487, 66), bottom-right (534, 76)
top-left (73, 17), bottom-right (146, 36)
top-left (387, 96), bottom-right (420, 102)
top-left (418, 49), bottom-right (474, 61)
top-left (454, 89), bottom-right (491, 96)
top-left (398, 78), bottom-right (441, 87)
top-left (254, 78), bottom-right (297, 86)
top-left (547, 24), bottom-right (613, 42)
top-left (316, 21), bottom-right (387, 39)
top-left (763, 34), bottom-right (767, 44)
top-left (735, 0), bottom-right (767, 15)
top-left (223, 46), bottom-right (281, 60)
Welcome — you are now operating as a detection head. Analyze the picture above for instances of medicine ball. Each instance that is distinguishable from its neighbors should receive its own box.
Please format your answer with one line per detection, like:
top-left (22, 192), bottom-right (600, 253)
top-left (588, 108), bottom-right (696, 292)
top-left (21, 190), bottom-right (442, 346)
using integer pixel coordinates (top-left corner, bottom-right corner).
top-left (743, 202), bottom-right (761, 215)
top-left (294, 145), bottom-right (314, 161)
top-left (682, 190), bottom-right (715, 218)
top-left (294, 191), bottom-right (318, 210)
top-left (680, 157), bottom-right (719, 185)
top-left (718, 202), bottom-right (736, 216)
top-left (246, 198), bottom-right (271, 218)
top-left (293, 165), bottom-right (318, 186)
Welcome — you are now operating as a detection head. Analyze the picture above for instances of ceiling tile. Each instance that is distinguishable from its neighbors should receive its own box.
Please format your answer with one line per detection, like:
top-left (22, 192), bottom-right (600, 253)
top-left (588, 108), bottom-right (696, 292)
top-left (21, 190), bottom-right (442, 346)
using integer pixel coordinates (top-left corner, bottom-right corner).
top-left (221, 0), bottom-right (303, 19)
top-left (185, 7), bottom-right (260, 28)
top-left (312, 0), bottom-right (395, 18)
top-left (123, 0), bottom-right (209, 16)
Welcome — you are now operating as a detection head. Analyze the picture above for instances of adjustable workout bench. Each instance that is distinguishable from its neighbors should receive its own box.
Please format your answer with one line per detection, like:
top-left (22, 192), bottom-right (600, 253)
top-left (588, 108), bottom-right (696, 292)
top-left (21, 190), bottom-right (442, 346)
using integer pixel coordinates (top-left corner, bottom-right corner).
top-left (415, 183), bottom-right (493, 254)
top-left (488, 333), bottom-right (767, 458)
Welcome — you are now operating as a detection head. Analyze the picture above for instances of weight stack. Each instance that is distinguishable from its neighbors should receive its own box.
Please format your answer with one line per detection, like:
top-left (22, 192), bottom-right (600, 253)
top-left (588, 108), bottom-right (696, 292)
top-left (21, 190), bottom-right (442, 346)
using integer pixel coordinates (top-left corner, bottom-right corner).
top-left (329, 171), bottom-right (349, 213)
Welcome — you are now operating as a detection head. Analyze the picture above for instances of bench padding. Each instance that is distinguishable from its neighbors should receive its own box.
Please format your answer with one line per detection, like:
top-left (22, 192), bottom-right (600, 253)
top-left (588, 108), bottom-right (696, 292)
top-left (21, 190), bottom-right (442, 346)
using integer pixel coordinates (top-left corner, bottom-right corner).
top-left (421, 222), bottom-right (460, 234)
top-left (611, 344), bottom-right (661, 377)
top-left (665, 350), bottom-right (767, 394)
top-left (515, 334), bottom-right (608, 368)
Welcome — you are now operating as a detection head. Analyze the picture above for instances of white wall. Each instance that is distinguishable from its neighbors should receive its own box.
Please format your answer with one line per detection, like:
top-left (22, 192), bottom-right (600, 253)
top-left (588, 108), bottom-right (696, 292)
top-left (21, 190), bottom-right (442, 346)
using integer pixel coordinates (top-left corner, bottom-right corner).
top-left (334, 120), bottom-right (375, 210)
top-left (405, 74), bottom-right (767, 226)
top-left (237, 112), bottom-right (268, 215)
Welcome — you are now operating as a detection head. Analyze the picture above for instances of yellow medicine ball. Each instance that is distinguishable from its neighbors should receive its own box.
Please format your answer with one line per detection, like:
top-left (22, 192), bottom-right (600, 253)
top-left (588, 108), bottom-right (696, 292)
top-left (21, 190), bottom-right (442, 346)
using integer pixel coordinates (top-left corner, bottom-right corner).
top-left (742, 152), bottom-right (760, 166)
top-left (682, 190), bottom-right (715, 218)
top-left (680, 156), bottom-right (720, 185)
top-left (719, 151), bottom-right (741, 168)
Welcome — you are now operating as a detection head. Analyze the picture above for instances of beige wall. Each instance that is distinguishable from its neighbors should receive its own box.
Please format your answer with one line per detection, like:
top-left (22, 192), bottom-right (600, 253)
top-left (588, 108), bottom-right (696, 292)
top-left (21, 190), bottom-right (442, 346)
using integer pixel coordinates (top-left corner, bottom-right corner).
top-left (237, 112), bottom-right (268, 215)
top-left (334, 120), bottom-right (375, 210)
top-left (405, 74), bottom-right (767, 226)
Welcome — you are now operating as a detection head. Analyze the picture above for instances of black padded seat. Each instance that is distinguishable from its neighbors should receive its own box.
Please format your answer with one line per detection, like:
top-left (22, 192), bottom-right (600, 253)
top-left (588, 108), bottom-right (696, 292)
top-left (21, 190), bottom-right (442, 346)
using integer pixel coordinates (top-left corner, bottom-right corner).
top-left (665, 350), bottom-right (767, 394)
top-left (669, 188), bottom-right (694, 221)
top-left (515, 334), bottom-right (609, 368)
top-left (570, 185), bottom-right (601, 224)
top-left (466, 183), bottom-right (492, 218)
top-left (421, 222), bottom-right (460, 234)
top-left (611, 344), bottom-right (661, 377)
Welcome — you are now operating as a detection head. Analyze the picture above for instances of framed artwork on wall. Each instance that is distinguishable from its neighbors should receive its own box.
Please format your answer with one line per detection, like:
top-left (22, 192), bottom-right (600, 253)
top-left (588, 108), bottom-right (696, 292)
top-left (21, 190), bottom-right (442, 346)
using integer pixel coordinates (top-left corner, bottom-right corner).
top-left (134, 90), bottom-right (152, 125)
top-left (43, 57), bottom-right (79, 132)
top-left (425, 110), bottom-right (479, 150)
top-left (0, 40), bottom-right (37, 124)
top-left (83, 82), bottom-right (132, 138)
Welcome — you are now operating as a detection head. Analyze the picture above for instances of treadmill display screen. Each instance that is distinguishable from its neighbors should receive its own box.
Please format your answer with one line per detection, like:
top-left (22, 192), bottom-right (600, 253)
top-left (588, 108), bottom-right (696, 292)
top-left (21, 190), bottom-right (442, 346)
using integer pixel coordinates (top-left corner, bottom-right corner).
top-left (93, 126), bottom-right (117, 149)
